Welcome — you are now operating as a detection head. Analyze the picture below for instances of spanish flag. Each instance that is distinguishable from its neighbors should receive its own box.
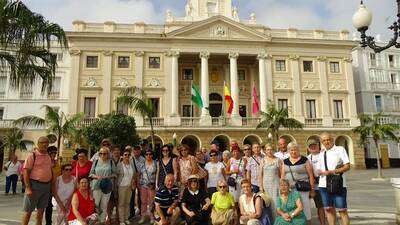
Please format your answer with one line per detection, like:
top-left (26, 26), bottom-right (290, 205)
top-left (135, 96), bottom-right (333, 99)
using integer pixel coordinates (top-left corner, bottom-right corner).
top-left (224, 82), bottom-right (233, 115)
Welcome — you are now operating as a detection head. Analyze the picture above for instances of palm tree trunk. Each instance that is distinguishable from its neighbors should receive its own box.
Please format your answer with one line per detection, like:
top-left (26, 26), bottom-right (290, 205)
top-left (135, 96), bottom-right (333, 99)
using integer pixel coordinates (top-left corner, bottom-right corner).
top-left (149, 118), bottom-right (155, 151)
top-left (57, 134), bottom-right (61, 158)
top-left (374, 139), bottom-right (383, 179)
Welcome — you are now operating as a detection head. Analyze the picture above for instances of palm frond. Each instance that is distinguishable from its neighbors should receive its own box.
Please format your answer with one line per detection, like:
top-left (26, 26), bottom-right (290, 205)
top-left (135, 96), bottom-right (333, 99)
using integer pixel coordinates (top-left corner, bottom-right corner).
top-left (13, 115), bottom-right (46, 128)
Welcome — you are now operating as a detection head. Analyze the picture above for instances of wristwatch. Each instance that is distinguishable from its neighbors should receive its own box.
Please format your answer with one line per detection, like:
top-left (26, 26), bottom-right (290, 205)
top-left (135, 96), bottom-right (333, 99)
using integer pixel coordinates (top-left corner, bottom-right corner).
top-left (291, 212), bottom-right (295, 218)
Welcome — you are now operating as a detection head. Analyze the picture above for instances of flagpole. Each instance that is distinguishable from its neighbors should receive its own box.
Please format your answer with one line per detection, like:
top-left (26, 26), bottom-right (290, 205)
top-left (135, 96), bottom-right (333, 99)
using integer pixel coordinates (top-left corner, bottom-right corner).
top-left (223, 80), bottom-right (226, 118)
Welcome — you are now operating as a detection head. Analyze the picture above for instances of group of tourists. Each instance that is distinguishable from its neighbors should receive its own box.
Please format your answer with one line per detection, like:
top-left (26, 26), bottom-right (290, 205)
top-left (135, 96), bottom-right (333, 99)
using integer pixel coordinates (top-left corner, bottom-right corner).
top-left (15, 131), bottom-right (351, 225)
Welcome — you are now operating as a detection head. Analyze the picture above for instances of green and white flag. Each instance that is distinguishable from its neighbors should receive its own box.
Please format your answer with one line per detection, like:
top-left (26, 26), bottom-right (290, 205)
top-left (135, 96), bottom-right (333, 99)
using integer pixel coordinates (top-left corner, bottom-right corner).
top-left (191, 83), bottom-right (203, 108)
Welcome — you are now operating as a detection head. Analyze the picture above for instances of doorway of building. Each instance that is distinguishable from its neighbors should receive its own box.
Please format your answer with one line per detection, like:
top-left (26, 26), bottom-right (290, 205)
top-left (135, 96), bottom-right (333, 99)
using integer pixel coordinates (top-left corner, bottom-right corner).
top-left (209, 93), bottom-right (222, 117)
top-left (212, 135), bottom-right (230, 152)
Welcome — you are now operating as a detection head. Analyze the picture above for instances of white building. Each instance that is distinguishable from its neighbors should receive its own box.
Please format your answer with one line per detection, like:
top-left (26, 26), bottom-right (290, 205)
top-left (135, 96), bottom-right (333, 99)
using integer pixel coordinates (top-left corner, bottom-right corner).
top-left (352, 45), bottom-right (400, 168)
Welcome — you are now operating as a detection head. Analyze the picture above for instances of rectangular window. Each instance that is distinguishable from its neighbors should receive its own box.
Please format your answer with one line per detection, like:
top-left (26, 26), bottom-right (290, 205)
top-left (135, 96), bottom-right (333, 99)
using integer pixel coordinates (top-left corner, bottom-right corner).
top-left (333, 100), bottom-right (344, 119)
top-left (207, 2), bottom-right (217, 13)
top-left (238, 69), bottom-right (246, 81)
top-left (182, 105), bottom-right (194, 117)
top-left (0, 108), bottom-right (4, 120)
top-left (375, 95), bottom-right (382, 112)
top-left (48, 77), bottom-right (61, 99)
top-left (117, 56), bottom-right (130, 68)
top-left (56, 53), bottom-right (63, 61)
top-left (370, 53), bottom-right (376, 66)
top-left (182, 68), bottom-right (194, 80)
top-left (84, 97), bottom-right (96, 118)
top-left (394, 96), bottom-right (400, 110)
top-left (389, 55), bottom-right (394, 68)
top-left (0, 76), bottom-right (6, 98)
top-left (150, 98), bottom-right (160, 117)
top-left (391, 73), bottom-right (397, 84)
top-left (329, 62), bottom-right (340, 73)
top-left (239, 105), bottom-right (247, 117)
top-left (278, 99), bottom-right (288, 110)
top-left (117, 101), bottom-right (128, 115)
top-left (86, 56), bottom-right (98, 68)
top-left (148, 57), bottom-right (160, 69)
top-left (306, 100), bottom-right (316, 118)
top-left (275, 60), bottom-right (286, 71)
top-left (303, 60), bottom-right (313, 72)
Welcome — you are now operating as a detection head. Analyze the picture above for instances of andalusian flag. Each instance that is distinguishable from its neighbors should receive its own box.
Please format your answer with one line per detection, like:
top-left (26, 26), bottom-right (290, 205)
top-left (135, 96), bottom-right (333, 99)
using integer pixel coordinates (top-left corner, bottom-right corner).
top-left (224, 83), bottom-right (233, 115)
top-left (191, 83), bottom-right (203, 108)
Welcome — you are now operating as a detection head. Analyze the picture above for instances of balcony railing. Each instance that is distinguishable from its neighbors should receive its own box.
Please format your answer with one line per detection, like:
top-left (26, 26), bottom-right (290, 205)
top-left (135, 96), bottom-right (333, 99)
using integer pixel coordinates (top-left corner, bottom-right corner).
top-left (19, 92), bottom-right (33, 99)
top-left (47, 92), bottom-right (60, 99)
top-left (370, 82), bottom-right (400, 91)
top-left (144, 118), bottom-right (164, 127)
top-left (211, 117), bottom-right (227, 126)
top-left (78, 117), bottom-right (99, 127)
top-left (304, 118), bottom-right (323, 127)
top-left (242, 117), bottom-right (261, 127)
top-left (181, 117), bottom-right (200, 127)
top-left (0, 119), bottom-right (14, 128)
top-left (333, 118), bottom-right (350, 128)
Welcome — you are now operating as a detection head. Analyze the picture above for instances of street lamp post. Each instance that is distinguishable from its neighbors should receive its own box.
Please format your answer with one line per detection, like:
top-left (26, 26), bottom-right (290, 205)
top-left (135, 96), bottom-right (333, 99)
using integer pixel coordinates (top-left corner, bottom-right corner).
top-left (353, 0), bottom-right (400, 53)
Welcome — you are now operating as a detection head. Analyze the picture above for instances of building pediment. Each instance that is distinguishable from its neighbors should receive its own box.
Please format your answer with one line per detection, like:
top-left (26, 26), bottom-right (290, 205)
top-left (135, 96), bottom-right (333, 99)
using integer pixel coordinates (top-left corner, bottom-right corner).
top-left (166, 16), bottom-right (270, 41)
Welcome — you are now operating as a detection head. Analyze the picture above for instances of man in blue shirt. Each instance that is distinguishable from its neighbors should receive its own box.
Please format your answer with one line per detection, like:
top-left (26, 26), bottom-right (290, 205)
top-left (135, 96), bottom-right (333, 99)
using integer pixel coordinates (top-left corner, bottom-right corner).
top-left (154, 174), bottom-right (180, 225)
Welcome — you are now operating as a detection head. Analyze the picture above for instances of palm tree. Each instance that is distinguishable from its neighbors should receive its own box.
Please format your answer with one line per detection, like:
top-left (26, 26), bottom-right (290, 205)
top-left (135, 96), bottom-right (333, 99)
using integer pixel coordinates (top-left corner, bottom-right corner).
top-left (13, 105), bottom-right (84, 154)
top-left (256, 101), bottom-right (304, 147)
top-left (353, 113), bottom-right (400, 179)
top-left (117, 87), bottom-right (157, 150)
top-left (0, 0), bottom-right (68, 94)
top-left (1, 127), bottom-right (33, 159)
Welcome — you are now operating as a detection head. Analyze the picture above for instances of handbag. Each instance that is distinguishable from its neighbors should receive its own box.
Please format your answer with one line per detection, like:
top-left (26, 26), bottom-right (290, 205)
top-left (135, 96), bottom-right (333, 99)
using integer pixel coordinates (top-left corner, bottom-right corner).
top-left (227, 158), bottom-right (242, 188)
top-left (288, 164), bottom-right (311, 192)
top-left (324, 151), bottom-right (343, 194)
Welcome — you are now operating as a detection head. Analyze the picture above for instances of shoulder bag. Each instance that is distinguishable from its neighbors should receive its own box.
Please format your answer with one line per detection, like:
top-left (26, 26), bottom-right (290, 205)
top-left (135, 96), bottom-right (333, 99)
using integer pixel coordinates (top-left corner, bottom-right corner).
top-left (324, 151), bottom-right (343, 194)
top-left (288, 163), bottom-right (311, 192)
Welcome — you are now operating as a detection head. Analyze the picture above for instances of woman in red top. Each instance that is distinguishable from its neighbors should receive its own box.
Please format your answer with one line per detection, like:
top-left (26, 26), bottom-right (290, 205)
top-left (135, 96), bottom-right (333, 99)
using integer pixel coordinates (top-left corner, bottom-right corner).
top-left (68, 178), bottom-right (96, 225)
top-left (72, 149), bottom-right (93, 180)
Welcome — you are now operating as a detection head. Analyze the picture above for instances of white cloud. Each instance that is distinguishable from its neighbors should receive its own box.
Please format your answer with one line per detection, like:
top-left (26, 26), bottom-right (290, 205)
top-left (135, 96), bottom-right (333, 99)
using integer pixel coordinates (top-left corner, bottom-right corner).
top-left (24, 0), bottom-right (160, 31)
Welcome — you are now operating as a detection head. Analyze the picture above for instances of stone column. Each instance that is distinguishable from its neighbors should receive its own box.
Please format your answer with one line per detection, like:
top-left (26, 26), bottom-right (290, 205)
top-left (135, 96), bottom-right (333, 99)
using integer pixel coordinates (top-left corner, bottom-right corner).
top-left (344, 57), bottom-right (360, 127)
top-left (200, 51), bottom-right (211, 126)
top-left (229, 52), bottom-right (242, 126)
top-left (102, 50), bottom-right (113, 114)
top-left (257, 51), bottom-right (268, 112)
top-left (165, 50), bottom-right (180, 126)
top-left (289, 54), bottom-right (305, 123)
top-left (134, 51), bottom-right (144, 126)
top-left (68, 49), bottom-right (81, 115)
top-left (391, 178), bottom-right (400, 225)
top-left (317, 56), bottom-right (333, 127)
top-left (265, 54), bottom-right (274, 102)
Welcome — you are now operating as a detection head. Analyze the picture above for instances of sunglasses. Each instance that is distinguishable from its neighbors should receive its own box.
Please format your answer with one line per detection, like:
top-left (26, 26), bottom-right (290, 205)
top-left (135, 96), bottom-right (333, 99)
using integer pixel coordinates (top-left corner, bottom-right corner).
top-left (219, 185), bottom-right (227, 188)
top-left (145, 153), bottom-right (153, 156)
top-left (244, 148), bottom-right (250, 151)
top-left (210, 154), bottom-right (217, 157)
top-left (124, 153), bottom-right (131, 156)
top-left (102, 143), bottom-right (111, 147)
top-left (64, 168), bottom-right (72, 171)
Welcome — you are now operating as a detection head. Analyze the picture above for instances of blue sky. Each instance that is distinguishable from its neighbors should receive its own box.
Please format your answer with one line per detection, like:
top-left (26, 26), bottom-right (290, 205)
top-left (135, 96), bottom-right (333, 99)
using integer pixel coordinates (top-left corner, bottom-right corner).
top-left (24, 0), bottom-right (393, 40)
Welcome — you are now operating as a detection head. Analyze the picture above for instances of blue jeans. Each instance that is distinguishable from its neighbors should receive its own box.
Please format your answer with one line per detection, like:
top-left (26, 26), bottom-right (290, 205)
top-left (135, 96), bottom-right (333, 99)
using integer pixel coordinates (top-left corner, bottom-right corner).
top-left (319, 187), bottom-right (348, 211)
top-left (5, 174), bottom-right (18, 194)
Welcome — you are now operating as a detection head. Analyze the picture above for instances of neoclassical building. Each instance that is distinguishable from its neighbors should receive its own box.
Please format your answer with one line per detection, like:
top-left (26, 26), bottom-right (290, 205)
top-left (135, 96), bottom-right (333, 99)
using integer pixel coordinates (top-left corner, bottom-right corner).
top-left (352, 45), bottom-right (400, 168)
top-left (67, 0), bottom-right (365, 168)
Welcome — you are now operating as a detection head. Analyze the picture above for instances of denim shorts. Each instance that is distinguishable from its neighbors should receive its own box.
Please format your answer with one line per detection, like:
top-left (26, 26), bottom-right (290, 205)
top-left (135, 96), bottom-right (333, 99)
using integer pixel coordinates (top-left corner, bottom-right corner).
top-left (319, 187), bottom-right (347, 211)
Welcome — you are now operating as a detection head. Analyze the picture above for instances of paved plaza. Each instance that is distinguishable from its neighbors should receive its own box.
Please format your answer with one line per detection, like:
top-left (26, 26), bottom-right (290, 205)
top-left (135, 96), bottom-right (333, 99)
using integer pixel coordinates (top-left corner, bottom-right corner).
top-left (0, 168), bottom-right (397, 225)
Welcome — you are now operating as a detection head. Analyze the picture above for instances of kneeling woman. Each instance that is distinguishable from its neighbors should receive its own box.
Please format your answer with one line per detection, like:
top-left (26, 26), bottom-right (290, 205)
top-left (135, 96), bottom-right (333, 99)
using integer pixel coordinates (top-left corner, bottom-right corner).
top-left (181, 175), bottom-right (211, 225)
top-left (239, 179), bottom-right (264, 225)
top-left (211, 180), bottom-right (236, 225)
top-left (274, 179), bottom-right (306, 225)
top-left (68, 178), bottom-right (97, 225)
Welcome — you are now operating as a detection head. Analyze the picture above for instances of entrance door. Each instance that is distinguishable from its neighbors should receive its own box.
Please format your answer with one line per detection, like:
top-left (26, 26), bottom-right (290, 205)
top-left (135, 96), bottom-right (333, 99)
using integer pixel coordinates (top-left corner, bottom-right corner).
top-left (209, 93), bottom-right (223, 117)
top-left (379, 144), bottom-right (390, 168)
